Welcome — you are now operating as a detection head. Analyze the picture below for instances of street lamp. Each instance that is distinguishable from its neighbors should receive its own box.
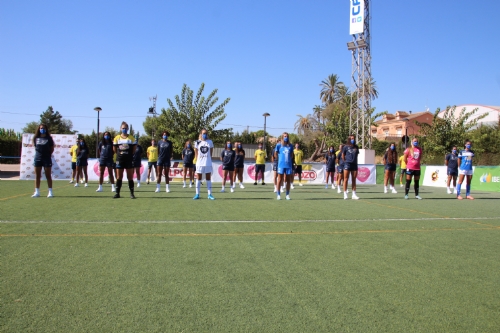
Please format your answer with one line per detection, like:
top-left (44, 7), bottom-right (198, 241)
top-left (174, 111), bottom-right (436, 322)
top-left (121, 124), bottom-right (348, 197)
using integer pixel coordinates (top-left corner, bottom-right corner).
top-left (263, 113), bottom-right (270, 155)
top-left (94, 107), bottom-right (102, 158)
top-left (403, 116), bottom-right (415, 149)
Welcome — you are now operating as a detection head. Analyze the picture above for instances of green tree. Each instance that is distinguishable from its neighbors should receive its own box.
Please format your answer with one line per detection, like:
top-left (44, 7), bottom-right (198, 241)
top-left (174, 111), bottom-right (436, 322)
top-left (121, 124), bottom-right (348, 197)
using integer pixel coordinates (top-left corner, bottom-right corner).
top-left (22, 106), bottom-right (74, 134)
top-left (145, 83), bottom-right (231, 153)
top-left (319, 74), bottom-right (345, 105)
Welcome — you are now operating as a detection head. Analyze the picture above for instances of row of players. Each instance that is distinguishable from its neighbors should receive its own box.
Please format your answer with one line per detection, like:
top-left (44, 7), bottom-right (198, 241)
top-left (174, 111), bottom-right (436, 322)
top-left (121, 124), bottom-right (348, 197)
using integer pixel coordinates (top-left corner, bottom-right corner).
top-left (30, 122), bottom-right (476, 200)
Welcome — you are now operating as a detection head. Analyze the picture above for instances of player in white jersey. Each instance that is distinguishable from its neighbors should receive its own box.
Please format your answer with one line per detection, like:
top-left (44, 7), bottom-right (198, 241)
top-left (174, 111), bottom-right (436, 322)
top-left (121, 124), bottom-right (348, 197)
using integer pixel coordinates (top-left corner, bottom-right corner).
top-left (193, 129), bottom-right (215, 200)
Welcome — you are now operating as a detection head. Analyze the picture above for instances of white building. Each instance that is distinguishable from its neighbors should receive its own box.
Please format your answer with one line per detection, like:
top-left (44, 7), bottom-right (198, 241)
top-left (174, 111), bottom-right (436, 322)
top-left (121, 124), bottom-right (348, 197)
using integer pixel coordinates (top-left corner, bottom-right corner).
top-left (437, 104), bottom-right (500, 127)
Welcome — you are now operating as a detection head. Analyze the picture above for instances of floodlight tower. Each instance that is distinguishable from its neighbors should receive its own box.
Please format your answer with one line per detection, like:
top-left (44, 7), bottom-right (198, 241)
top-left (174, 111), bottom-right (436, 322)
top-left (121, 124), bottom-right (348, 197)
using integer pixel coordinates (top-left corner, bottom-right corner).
top-left (347, 0), bottom-right (372, 149)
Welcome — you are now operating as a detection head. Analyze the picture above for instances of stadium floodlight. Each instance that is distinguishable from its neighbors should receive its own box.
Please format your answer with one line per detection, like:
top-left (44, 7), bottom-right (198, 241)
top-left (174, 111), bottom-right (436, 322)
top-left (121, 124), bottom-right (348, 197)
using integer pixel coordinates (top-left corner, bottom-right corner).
top-left (347, 41), bottom-right (356, 50)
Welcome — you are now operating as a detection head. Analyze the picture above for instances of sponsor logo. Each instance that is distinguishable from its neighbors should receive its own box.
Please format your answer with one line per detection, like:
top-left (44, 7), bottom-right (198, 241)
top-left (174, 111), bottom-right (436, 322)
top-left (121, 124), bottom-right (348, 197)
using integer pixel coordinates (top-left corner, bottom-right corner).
top-left (26, 175), bottom-right (31, 178)
top-left (431, 170), bottom-right (439, 182)
top-left (480, 173), bottom-right (500, 183)
top-left (357, 167), bottom-right (371, 183)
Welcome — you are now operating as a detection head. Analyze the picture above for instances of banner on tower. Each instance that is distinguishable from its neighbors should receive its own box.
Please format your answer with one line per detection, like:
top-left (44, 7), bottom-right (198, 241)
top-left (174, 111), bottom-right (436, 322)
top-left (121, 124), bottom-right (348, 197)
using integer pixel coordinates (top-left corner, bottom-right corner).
top-left (350, 0), bottom-right (364, 35)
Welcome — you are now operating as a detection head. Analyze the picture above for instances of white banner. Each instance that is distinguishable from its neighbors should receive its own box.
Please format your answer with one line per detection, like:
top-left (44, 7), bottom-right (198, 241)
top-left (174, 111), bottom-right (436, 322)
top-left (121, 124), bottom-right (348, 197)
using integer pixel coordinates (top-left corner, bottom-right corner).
top-left (20, 133), bottom-right (78, 180)
top-left (423, 166), bottom-right (476, 187)
top-left (350, 0), bottom-right (364, 35)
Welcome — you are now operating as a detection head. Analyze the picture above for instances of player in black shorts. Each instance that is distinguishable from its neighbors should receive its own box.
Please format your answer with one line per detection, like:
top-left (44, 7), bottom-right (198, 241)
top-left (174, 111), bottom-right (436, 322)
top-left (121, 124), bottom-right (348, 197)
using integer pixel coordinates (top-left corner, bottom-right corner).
top-left (31, 124), bottom-right (54, 198)
top-left (132, 139), bottom-right (143, 187)
top-left (324, 146), bottom-right (336, 189)
top-left (182, 140), bottom-right (195, 188)
top-left (220, 141), bottom-right (236, 192)
top-left (74, 137), bottom-right (89, 187)
top-left (233, 142), bottom-right (245, 189)
top-left (97, 131), bottom-right (115, 192)
top-left (113, 121), bottom-right (137, 199)
top-left (156, 131), bottom-right (173, 193)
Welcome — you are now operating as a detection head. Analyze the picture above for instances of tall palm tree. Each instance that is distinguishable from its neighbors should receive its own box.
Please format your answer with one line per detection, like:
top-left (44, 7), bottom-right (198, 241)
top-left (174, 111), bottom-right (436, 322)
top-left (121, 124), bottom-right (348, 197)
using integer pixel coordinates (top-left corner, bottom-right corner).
top-left (362, 77), bottom-right (379, 100)
top-left (319, 74), bottom-right (345, 105)
top-left (294, 114), bottom-right (313, 136)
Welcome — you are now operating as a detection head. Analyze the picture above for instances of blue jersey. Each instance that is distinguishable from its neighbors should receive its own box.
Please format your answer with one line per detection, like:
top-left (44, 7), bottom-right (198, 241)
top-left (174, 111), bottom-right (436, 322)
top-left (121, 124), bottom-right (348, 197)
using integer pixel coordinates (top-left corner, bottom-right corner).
top-left (275, 143), bottom-right (294, 169)
top-left (325, 153), bottom-right (336, 169)
top-left (458, 150), bottom-right (474, 171)
top-left (99, 142), bottom-right (114, 163)
top-left (158, 140), bottom-right (172, 161)
top-left (182, 148), bottom-right (194, 164)
top-left (34, 136), bottom-right (54, 161)
top-left (445, 153), bottom-right (459, 170)
top-left (221, 149), bottom-right (235, 167)
top-left (342, 145), bottom-right (359, 165)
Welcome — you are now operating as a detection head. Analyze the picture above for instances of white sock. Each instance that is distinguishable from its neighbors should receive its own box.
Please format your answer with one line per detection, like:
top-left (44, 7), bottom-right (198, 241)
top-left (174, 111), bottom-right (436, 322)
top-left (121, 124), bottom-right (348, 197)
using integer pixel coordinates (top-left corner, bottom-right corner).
top-left (156, 184), bottom-right (160, 189)
top-left (166, 184), bottom-right (170, 191)
top-left (196, 180), bottom-right (201, 194)
top-left (98, 185), bottom-right (102, 190)
top-left (137, 181), bottom-right (140, 185)
top-left (353, 191), bottom-right (356, 195)
top-left (35, 188), bottom-right (40, 194)
top-left (183, 180), bottom-right (186, 185)
top-left (384, 186), bottom-right (387, 191)
top-left (221, 185), bottom-right (225, 190)
top-left (48, 188), bottom-right (53, 193)
top-left (207, 180), bottom-right (212, 194)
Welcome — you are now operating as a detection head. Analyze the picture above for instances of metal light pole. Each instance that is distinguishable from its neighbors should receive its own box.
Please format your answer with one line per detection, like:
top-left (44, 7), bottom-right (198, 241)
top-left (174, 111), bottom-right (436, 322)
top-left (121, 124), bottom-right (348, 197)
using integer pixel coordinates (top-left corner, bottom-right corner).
top-left (94, 107), bottom-right (102, 158)
top-left (263, 113), bottom-right (270, 155)
top-left (148, 95), bottom-right (157, 139)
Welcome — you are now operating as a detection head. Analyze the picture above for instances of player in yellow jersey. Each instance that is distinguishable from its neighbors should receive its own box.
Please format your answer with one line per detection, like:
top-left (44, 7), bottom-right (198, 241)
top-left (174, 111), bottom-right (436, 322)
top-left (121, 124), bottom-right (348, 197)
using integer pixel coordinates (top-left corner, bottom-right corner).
top-left (253, 143), bottom-right (266, 185)
top-left (68, 141), bottom-right (82, 183)
top-left (146, 139), bottom-right (158, 184)
top-left (398, 154), bottom-right (406, 187)
top-left (292, 143), bottom-right (304, 188)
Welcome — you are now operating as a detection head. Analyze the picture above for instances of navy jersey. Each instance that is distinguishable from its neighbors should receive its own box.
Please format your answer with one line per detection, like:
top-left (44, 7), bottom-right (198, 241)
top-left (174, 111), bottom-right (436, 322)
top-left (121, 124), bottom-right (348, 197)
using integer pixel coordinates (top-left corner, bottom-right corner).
top-left (234, 151), bottom-right (245, 167)
top-left (99, 142), bottom-right (114, 162)
top-left (342, 145), bottom-right (359, 164)
top-left (445, 153), bottom-right (459, 170)
top-left (325, 153), bottom-right (336, 169)
top-left (336, 151), bottom-right (344, 167)
top-left (221, 149), bottom-right (236, 167)
top-left (77, 147), bottom-right (89, 162)
top-left (132, 144), bottom-right (143, 163)
top-left (182, 148), bottom-right (195, 164)
top-left (158, 140), bottom-right (173, 161)
top-left (34, 136), bottom-right (54, 160)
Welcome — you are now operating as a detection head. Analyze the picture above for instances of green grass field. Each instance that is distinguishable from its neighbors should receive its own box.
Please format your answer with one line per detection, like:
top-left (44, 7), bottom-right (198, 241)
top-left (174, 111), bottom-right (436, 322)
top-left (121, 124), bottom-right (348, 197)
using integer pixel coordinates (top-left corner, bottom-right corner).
top-left (1, 181), bottom-right (499, 332)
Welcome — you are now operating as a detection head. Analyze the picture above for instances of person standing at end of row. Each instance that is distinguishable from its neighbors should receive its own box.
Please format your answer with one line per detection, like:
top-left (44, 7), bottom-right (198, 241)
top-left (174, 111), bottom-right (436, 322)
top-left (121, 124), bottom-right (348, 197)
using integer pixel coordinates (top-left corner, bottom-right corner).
top-left (403, 137), bottom-right (422, 200)
top-left (194, 129), bottom-right (215, 200)
top-left (234, 142), bottom-right (245, 189)
top-left (336, 144), bottom-right (344, 193)
top-left (292, 143), bottom-right (303, 188)
top-left (113, 121), bottom-right (136, 199)
top-left (221, 140), bottom-right (235, 192)
top-left (325, 146), bottom-right (336, 189)
top-left (132, 137), bottom-right (143, 187)
top-left (456, 140), bottom-right (475, 200)
top-left (274, 132), bottom-right (294, 200)
top-left (156, 131), bottom-right (173, 193)
top-left (398, 152), bottom-right (406, 187)
top-left (342, 135), bottom-right (360, 200)
top-left (445, 146), bottom-right (458, 194)
top-left (75, 137), bottom-right (89, 187)
top-left (146, 139), bottom-right (158, 184)
top-left (383, 142), bottom-right (398, 194)
top-left (97, 131), bottom-right (115, 192)
top-left (182, 140), bottom-right (195, 188)
top-left (272, 150), bottom-right (280, 193)
top-left (254, 142), bottom-right (266, 185)
top-left (32, 124), bottom-right (54, 198)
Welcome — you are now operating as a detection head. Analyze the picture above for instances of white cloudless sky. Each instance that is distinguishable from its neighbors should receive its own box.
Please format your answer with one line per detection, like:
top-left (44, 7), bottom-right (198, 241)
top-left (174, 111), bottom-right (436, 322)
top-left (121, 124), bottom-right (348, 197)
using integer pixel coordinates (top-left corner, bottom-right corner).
top-left (1, 0), bottom-right (499, 137)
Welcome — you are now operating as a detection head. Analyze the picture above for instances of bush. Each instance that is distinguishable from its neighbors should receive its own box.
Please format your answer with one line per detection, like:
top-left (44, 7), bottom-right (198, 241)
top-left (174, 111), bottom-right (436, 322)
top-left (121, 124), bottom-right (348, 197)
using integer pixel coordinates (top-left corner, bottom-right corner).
top-left (0, 137), bottom-right (22, 164)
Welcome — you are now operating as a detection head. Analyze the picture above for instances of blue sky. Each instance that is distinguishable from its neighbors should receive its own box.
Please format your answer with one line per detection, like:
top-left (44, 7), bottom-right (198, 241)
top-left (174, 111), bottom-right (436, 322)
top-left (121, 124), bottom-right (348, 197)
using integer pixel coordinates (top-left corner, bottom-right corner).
top-left (1, 0), bottom-right (499, 137)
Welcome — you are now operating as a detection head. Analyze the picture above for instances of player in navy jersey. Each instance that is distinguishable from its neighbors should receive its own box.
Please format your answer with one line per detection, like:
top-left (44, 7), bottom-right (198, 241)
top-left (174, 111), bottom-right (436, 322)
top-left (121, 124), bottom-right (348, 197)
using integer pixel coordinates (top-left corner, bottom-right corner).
top-left (31, 124), bottom-right (55, 198)
top-left (324, 146), bottom-right (336, 189)
top-left (132, 140), bottom-right (143, 188)
top-left (74, 137), bottom-right (89, 187)
top-left (233, 142), bottom-right (245, 189)
top-left (220, 141), bottom-right (236, 192)
top-left (113, 121), bottom-right (137, 199)
top-left (445, 146), bottom-right (459, 194)
top-left (456, 140), bottom-right (475, 200)
top-left (182, 140), bottom-right (195, 188)
top-left (342, 135), bottom-right (360, 200)
top-left (383, 142), bottom-right (398, 194)
top-left (272, 148), bottom-right (280, 193)
top-left (155, 131), bottom-right (173, 193)
top-left (336, 144), bottom-right (344, 194)
top-left (97, 132), bottom-right (115, 192)
top-left (274, 132), bottom-right (294, 200)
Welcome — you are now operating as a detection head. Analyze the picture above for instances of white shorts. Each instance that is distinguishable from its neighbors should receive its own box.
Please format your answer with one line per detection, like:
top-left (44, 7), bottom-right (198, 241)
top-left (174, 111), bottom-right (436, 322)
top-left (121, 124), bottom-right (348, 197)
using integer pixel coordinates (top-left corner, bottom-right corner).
top-left (196, 165), bottom-right (212, 174)
top-left (459, 169), bottom-right (473, 176)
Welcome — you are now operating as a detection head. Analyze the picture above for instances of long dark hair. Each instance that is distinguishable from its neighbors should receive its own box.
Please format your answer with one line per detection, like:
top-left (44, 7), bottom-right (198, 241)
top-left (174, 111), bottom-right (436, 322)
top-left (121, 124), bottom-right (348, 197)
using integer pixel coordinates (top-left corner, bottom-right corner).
top-left (387, 142), bottom-right (398, 164)
top-left (77, 138), bottom-right (88, 155)
top-left (32, 123), bottom-right (50, 144)
top-left (235, 142), bottom-right (245, 155)
top-left (101, 131), bottom-right (112, 145)
top-left (327, 145), bottom-right (335, 156)
top-left (346, 134), bottom-right (358, 148)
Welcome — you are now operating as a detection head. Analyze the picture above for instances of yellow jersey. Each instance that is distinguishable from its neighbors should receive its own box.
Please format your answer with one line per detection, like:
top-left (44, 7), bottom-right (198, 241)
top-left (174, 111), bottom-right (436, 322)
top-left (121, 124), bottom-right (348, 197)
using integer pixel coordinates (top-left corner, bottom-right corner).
top-left (70, 144), bottom-right (78, 162)
top-left (254, 149), bottom-right (266, 164)
top-left (113, 153), bottom-right (117, 163)
top-left (294, 149), bottom-right (303, 165)
top-left (147, 146), bottom-right (158, 162)
top-left (399, 155), bottom-right (406, 169)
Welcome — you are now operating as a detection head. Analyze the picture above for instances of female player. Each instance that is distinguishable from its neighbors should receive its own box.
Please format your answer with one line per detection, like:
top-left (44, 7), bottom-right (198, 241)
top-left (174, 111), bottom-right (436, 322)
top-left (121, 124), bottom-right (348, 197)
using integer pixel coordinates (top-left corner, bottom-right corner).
top-left (383, 142), bottom-right (398, 194)
top-left (274, 132), bottom-right (294, 200)
top-left (96, 131), bottom-right (115, 192)
top-left (272, 148), bottom-right (280, 193)
top-left (342, 135), bottom-right (360, 200)
top-left (325, 146), bottom-right (336, 189)
top-left (31, 124), bottom-right (54, 198)
top-left (155, 131), bottom-right (173, 193)
top-left (75, 137), bottom-right (89, 187)
top-left (398, 153), bottom-right (406, 187)
top-left (233, 142), bottom-right (245, 189)
top-left (220, 140), bottom-right (235, 192)
top-left (146, 139), bottom-right (158, 184)
top-left (336, 144), bottom-right (344, 194)
top-left (113, 121), bottom-right (137, 199)
top-left (445, 146), bottom-right (459, 194)
top-left (193, 129), bottom-right (215, 200)
top-left (403, 137), bottom-right (423, 200)
top-left (456, 140), bottom-right (475, 200)
top-left (182, 140), bottom-right (195, 188)
top-left (132, 140), bottom-right (143, 187)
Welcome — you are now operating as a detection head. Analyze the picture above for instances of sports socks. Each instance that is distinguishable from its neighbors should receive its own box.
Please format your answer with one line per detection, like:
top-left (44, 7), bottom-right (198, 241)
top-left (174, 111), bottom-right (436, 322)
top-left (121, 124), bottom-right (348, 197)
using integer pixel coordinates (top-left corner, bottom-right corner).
top-left (116, 179), bottom-right (122, 194)
top-left (207, 180), bottom-right (212, 195)
top-left (466, 184), bottom-right (471, 196)
top-left (128, 180), bottom-right (134, 193)
top-left (196, 180), bottom-right (201, 194)
top-left (405, 179), bottom-right (412, 195)
top-left (414, 179), bottom-right (419, 196)
top-left (456, 183), bottom-right (462, 196)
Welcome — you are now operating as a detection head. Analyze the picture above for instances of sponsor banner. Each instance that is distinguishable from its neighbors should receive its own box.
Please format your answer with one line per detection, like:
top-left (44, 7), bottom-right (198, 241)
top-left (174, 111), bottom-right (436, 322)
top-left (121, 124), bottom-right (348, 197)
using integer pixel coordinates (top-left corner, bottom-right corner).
top-left (350, 0), bottom-right (364, 35)
top-left (422, 166), bottom-right (449, 187)
top-left (473, 166), bottom-right (500, 192)
top-left (20, 133), bottom-right (78, 180)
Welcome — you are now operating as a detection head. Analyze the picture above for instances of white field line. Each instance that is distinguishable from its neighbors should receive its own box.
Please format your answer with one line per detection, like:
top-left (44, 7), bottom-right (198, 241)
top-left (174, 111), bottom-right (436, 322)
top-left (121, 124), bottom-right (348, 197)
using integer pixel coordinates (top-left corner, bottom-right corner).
top-left (1, 217), bottom-right (500, 224)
